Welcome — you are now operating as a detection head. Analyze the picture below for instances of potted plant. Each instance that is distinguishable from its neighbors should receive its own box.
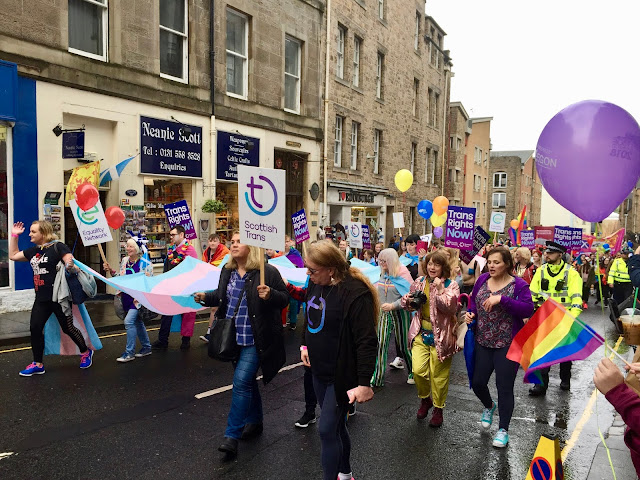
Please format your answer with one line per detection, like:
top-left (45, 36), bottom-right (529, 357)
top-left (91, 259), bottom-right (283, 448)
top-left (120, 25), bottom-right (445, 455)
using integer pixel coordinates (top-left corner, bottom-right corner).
top-left (202, 199), bottom-right (227, 214)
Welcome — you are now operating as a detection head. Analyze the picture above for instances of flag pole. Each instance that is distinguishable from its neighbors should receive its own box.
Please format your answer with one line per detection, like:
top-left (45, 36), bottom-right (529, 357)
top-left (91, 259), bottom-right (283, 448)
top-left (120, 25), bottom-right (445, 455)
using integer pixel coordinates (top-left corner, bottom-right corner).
top-left (550, 298), bottom-right (631, 367)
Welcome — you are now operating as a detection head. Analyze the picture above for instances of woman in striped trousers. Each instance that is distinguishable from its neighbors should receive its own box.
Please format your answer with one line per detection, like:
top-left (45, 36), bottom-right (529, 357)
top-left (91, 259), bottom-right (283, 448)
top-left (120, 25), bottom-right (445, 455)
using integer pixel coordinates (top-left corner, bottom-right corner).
top-left (371, 249), bottom-right (415, 386)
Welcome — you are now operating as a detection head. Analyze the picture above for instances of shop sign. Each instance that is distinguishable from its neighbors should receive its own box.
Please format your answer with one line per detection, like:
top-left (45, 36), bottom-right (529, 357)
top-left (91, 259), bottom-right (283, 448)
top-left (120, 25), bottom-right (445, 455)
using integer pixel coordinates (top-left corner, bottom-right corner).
top-left (62, 131), bottom-right (85, 159)
top-left (69, 199), bottom-right (113, 246)
top-left (338, 190), bottom-right (375, 204)
top-left (140, 116), bottom-right (202, 178)
top-left (445, 206), bottom-right (476, 251)
top-left (164, 200), bottom-right (197, 240)
top-left (217, 131), bottom-right (260, 181)
top-left (44, 191), bottom-right (62, 205)
top-left (125, 189), bottom-right (138, 197)
top-left (291, 209), bottom-right (310, 243)
top-left (238, 165), bottom-right (286, 251)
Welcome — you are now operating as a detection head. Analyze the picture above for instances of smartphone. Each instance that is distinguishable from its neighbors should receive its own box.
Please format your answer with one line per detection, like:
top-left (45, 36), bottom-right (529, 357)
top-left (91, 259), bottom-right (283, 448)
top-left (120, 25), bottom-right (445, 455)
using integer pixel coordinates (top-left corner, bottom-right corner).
top-left (417, 240), bottom-right (428, 252)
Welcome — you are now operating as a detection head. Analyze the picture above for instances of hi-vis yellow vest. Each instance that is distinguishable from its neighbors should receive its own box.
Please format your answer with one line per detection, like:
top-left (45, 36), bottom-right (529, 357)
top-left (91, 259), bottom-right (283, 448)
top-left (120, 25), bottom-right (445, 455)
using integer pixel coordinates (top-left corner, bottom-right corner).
top-left (530, 262), bottom-right (583, 317)
top-left (608, 257), bottom-right (630, 284)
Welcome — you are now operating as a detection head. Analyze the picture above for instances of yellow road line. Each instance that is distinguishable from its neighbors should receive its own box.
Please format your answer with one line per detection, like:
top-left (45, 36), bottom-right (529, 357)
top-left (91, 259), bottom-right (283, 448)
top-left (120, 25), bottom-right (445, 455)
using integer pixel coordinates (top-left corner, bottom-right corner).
top-left (560, 335), bottom-right (624, 462)
top-left (0, 320), bottom-right (210, 354)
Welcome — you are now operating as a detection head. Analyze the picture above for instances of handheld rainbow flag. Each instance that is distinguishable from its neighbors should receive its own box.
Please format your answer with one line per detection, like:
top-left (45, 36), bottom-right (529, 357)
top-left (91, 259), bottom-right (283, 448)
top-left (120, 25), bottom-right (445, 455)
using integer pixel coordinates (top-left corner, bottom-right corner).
top-left (506, 298), bottom-right (604, 383)
top-left (516, 205), bottom-right (527, 245)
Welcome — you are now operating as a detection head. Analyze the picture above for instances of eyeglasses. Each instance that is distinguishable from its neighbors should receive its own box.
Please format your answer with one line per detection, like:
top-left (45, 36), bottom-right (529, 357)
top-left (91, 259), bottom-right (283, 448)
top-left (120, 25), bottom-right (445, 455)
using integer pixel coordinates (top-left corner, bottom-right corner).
top-left (305, 264), bottom-right (321, 274)
top-left (170, 233), bottom-right (181, 237)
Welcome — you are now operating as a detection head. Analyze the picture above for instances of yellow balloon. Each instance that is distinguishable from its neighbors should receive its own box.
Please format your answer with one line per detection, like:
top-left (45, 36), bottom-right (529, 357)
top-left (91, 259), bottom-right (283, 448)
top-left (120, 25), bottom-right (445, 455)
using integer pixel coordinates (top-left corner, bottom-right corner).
top-left (394, 169), bottom-right (414, 193)
top-left (431, 212), bottom-right (447, 227)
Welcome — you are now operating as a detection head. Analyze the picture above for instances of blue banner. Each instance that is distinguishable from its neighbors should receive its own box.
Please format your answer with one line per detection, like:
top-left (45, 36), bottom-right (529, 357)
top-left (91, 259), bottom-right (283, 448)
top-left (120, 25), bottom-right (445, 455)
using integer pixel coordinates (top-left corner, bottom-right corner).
top-left (62, 131), bottom-right (85, 159)
top-left (216, 131), bottom-right (260, 181)
top-left (140, 116), bottom-right (202, 178)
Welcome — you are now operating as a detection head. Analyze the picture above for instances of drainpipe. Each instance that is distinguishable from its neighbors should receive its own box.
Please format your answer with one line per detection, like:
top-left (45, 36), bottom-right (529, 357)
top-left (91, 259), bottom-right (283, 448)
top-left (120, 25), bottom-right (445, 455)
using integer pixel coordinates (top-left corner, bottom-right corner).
top-left (209, 0), bottom-right (216, 203)
top-left (440, 63), bottom-right (451, 196)
top-left (322, 0), bottom-right (332, 225)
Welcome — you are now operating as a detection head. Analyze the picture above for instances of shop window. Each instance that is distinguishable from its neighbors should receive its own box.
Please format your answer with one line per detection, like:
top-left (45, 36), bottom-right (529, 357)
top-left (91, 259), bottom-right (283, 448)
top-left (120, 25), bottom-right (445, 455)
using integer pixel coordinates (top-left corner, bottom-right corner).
top-left (160, 0), bottom-right (188, 83)
top-left (275, 150), bottom-right (305, 240)
top-left (0, 126), bottom-right (8, 287)
top-left (214, 182), bottom-right (238, 246)
top-left (68, 0), bottom-right (108, 62)
top-left (144, 179), bottom-right (194, 264)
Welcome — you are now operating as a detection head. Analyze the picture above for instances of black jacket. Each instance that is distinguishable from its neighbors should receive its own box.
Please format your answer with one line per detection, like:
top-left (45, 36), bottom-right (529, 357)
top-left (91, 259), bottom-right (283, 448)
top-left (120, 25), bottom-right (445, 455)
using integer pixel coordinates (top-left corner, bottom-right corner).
top-left (302, 274), bottom-right (378, 406)
top-left (203, 264), bottom-right (288, 384)
top-left (628, 254), bottom-right (640, 287)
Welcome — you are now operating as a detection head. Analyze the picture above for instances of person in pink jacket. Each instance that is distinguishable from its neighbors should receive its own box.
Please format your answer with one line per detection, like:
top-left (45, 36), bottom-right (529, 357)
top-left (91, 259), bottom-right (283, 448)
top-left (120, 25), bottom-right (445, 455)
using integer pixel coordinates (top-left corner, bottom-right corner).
top-left (594, 357), bottom-right (640, 476)
top-left (401, 250), bottom-right (460, 427)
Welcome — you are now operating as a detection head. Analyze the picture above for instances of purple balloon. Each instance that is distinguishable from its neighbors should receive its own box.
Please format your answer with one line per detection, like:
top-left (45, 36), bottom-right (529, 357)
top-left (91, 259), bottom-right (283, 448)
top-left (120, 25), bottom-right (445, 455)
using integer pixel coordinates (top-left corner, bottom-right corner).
top-left (433, 226), bottom-right (443, 238)
top-left (536, 100), bottom-right (640, 222)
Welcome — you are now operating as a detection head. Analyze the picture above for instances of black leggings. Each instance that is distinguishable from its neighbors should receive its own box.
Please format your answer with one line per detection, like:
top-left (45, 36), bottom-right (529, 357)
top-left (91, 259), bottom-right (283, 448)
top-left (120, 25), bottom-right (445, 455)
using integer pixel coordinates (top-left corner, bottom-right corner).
top-left (31, 300), bottom-right (88, 363)
top-left (472, 343), bottom-right (519, 431)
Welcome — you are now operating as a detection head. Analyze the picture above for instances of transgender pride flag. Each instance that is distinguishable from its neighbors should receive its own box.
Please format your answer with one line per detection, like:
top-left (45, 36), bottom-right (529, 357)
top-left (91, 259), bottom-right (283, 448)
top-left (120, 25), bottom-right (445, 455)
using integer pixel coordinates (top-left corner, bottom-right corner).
top-left (44, 303), bottom-right (103, 355)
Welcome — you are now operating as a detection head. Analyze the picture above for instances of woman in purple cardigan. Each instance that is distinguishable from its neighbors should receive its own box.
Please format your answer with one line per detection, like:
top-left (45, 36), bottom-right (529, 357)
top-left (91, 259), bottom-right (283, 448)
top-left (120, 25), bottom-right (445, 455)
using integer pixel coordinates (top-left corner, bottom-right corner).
top-left (464, 247), bottom-right (534, 448)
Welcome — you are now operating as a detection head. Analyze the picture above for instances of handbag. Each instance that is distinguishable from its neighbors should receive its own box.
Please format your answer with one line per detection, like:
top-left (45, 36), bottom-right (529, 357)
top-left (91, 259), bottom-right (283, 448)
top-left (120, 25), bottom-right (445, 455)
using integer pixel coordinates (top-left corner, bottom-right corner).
top-left (65, 270), bottom-right (87, 305)
top-left (113, 294), bottom-right (126, 320)
top-left (138, 305), bottom-right (159, 322)
top-left (208, 284), bottom-right (248, 362)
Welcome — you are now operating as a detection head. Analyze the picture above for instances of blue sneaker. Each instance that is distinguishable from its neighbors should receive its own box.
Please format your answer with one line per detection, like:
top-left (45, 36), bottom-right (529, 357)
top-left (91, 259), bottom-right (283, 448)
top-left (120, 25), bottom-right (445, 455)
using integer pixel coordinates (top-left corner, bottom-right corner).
top-left (116, 353), bottom-right (135, 363)
top-left (80, 349), bottom-right (93, 369)
top-left (135, 347), bottom-right (152, 358)
top-left (19, 363), bottom-right (45, 377)
top-left (481, 402), bottom-right (497, 430)
top-left (492, 428), bottom-right (509, 448)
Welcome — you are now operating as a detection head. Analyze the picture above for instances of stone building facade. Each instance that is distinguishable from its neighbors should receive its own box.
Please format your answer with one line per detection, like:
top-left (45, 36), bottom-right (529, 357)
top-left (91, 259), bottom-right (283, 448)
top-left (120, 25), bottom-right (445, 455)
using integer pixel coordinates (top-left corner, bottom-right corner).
top-left (446, 102), bottom-right (467, 206)
top-left (465, 117), bottom-right (492, 229)
top-left (489, 150), bottom-right (542, 234)
top-left (325, 1), bottom-right (452, 241)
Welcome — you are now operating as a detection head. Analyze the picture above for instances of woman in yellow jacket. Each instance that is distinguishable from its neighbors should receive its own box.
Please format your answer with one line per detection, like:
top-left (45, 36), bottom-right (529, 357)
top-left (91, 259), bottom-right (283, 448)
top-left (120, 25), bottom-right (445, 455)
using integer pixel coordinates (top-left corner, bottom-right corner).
top-left (608, 249), bottom-right (632, 306)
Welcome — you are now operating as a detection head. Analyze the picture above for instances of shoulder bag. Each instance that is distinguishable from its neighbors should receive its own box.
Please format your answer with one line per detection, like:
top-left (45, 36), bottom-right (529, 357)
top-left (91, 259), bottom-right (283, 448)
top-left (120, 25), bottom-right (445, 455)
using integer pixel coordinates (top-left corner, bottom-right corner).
top-left (208, 283), bottom-right (248, 362)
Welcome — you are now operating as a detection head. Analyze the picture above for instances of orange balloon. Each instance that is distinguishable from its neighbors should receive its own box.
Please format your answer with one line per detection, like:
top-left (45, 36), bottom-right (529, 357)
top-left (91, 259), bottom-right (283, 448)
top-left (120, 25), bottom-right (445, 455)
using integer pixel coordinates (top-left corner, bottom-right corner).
top-left (433, 196), bottom-right (449, 215)
top-left (510, 219), bottom-right (519, 229)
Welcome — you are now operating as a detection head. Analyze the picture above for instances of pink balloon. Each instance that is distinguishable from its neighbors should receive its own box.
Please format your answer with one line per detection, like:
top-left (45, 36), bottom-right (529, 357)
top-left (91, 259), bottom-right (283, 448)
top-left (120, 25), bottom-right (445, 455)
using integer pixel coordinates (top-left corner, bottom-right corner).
top-left (433, 226), bottom-right (443, 238)
top-left (105, 206), bottom-right (125, 229)
top-left (536, 100), bottom-right (640, 222)
top-left (75, 183), bottom-right (99, 211)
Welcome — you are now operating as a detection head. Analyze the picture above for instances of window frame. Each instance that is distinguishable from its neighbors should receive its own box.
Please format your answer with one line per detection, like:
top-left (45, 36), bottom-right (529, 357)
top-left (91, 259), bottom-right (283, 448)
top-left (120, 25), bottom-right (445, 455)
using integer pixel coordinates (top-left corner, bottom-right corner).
top-left (350, 121), bottom-right (359, 170)
top-left (159, 0), bottom-right (189, 84)
top-left (414, 12), bottom-right (420, 51)
top-left (334, 116), bottom-right (343, 167)
top-left (336, 25), bottom-right (346, 79)
top-left (225, 8), bottom-right (248, 99)
top-left (352, 36), bottom-right (361, 87)
top-left (412, 78), bottom-right (419, 117)
top-left (424, 147), bottom-right (431, 183)
top-left (410, 142), bottom-right (417, 175)
top-left (378, 0), bottom-right (384, 20)
top-left (492, 192), bottom-right (506, 208)
top-left (68, 0), bottom-right (109, 62)
top-left (376, 52), bottom-right (383, 99)
top-left (284, 35), bottom-right (302, 114)
top-left (373, 129), bottom-right (381, 174)
top-left (493, 172), bottom-right (508, 188)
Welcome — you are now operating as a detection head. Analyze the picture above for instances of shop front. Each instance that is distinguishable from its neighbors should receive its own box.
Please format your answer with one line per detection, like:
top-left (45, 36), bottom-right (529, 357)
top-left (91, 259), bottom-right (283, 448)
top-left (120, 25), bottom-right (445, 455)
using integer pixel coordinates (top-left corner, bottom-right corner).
top-left (326, 181), bottom-right (389, 245)
top-left (214, 120), bottom-right (322, 247)
top-left (36, 83), bottom-right (210, 286)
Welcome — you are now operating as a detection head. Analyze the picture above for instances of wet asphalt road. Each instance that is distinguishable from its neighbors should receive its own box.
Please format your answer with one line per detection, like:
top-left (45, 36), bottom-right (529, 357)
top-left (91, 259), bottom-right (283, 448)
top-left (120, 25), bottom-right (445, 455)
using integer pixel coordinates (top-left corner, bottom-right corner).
top-left (0, 303), bottom-right (629, 480)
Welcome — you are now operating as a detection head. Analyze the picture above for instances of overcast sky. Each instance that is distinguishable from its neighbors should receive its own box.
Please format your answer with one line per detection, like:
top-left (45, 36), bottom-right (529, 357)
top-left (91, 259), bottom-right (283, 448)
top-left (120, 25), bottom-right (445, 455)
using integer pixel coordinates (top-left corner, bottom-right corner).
top-left (427, 0), bottom-right (640, 152)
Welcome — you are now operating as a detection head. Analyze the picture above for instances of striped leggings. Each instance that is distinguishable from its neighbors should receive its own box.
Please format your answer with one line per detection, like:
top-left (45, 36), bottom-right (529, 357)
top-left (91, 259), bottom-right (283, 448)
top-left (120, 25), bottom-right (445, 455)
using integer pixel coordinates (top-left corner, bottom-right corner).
top-left (31, 300), bottom-right (88, 363)
top-left (371, 309), bottom-right (413, 386)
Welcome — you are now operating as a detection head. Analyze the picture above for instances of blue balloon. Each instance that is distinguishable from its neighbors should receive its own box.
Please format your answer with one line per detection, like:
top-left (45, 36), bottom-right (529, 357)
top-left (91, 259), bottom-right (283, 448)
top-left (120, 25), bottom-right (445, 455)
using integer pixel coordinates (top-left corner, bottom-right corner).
top-left (417, 200), bottom-right (433, 219)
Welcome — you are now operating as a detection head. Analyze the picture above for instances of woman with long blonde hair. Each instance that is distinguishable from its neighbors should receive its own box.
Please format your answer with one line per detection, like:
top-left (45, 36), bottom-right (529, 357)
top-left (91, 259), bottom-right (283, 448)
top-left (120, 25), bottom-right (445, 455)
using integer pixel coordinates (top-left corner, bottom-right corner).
top-left (287, 239), bottom-right (378, 480)
top-left (194, 232), bottom-right (289, 459)
top-left (371, 248), bottom-right (415, 386)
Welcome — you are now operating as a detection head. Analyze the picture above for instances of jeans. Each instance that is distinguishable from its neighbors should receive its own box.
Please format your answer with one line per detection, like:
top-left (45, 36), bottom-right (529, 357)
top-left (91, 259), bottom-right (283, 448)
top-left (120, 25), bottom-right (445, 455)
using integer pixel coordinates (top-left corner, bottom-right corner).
top-left (472, 343), bottom-right (519, 430)
top-left (313, 376), bottom-right (351, 480)
top-left (124, 308), bottom-right (151, 356)
top-left (288, 299), bottom-right (300, 325)
top-left (225, 345), bottom-right (263, 439)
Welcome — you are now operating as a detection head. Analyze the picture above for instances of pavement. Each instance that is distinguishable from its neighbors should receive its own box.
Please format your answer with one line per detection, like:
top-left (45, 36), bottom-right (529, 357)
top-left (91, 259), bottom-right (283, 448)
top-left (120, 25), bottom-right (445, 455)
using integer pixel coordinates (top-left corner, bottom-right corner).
top-left (0, 299), bottom-right (638, 479)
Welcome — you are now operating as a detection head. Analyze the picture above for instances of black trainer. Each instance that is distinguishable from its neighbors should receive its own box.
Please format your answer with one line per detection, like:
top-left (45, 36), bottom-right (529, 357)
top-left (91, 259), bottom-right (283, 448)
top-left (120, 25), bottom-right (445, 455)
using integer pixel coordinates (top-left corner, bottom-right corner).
top-left (151, 340), bottom-right (168, 350)
top-left (218, 437), bottom-right (238, 458)
top-left (295, 412), bottom-right (317, 428)
top-left (180, 337), bottom-right (191, 350)
top-left (560, 381), bottom-right (571, 391)
top-left (241, 423), bottom-right (263, 439)
top-left (529, 384), bottom-right (547, 397)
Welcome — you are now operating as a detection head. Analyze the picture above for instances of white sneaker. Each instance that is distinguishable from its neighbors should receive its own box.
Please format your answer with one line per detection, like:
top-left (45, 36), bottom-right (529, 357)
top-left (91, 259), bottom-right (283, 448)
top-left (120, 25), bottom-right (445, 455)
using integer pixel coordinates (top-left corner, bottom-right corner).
top-left (389, 357), bottom-right (405, 369)
top-left (116, 353), bottom-right (135, 363)
top-left (407, 377), bottom-right (415, 384)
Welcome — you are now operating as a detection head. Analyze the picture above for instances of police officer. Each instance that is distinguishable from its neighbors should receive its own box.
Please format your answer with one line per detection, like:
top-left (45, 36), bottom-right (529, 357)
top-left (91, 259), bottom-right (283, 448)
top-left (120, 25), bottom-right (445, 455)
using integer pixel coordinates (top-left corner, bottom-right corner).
top-left (608, 247), bottom-right (633, 306)
top-left (528, 241), bottom-right (583, 396)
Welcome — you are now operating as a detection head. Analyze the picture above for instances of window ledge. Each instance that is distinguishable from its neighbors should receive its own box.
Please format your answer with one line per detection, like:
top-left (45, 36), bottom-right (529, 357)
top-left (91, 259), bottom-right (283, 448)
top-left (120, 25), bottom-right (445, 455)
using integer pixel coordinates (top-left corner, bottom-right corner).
top-left (227, 92), bottom-right (248, 101)
top-left (354, 0), bottom-right (366, 9)
top-left (377, 17), bottom-right (388, 28)
top-left (352, 85), bottom-right (364, 95)
top-left (335, 77), bottom-right (351, 88)
top-left (68, 47), bottom-right (107, 63)
top-left (284, 108), bottom-right (300, 115)
top-left (160, 72), bottom-right (188, 84)
top-left (375, 97), bottom-right (385, 105)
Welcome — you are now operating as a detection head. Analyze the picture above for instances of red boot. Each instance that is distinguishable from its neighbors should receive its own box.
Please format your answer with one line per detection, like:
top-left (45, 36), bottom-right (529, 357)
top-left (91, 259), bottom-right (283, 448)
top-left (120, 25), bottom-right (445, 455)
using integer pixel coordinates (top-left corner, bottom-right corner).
top-left (429, 407), bottom-right (443, 427)
top-left (417, 397), bottom-right (433, 419)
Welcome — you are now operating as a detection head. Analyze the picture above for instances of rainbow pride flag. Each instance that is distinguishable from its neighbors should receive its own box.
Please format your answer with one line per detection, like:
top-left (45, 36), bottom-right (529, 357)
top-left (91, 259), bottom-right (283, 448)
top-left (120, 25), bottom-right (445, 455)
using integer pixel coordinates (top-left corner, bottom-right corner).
top-left (506, 298), bottom-right (604, 383)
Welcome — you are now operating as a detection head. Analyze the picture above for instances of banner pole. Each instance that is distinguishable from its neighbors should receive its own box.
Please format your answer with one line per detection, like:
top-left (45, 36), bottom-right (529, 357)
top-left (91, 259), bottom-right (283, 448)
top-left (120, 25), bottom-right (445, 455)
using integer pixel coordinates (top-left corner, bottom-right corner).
top-left (259, 247), bottom-right (265, 285)
top-left (97, 243), bottom-right (107, 264)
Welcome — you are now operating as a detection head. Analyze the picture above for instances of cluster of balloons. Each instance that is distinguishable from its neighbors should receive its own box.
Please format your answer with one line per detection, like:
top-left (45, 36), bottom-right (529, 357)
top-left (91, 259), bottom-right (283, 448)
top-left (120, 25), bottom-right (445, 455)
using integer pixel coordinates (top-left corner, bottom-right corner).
top-left (536, 100), bottom-right (640, 223)
top-left (74, 183), bottom-right (125, 229)
top-left (417, 196), bottom-right (449, 237)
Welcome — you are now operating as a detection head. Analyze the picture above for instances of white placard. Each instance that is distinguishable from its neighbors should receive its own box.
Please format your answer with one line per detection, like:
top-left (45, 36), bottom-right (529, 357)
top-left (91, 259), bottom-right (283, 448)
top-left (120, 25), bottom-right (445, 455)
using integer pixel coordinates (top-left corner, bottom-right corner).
top-left (420, 234), bottom-right (433, 245)
top-left (348, 222), bottom-right (363, 249)
top-left (238, 165), bottom-right (286, 251)
top-left (489, 211), bottom-right (506, 233)
top-left (393, 212), bottom-right (405, 229)
top-left (69, 199), bottom-right (113, 246)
